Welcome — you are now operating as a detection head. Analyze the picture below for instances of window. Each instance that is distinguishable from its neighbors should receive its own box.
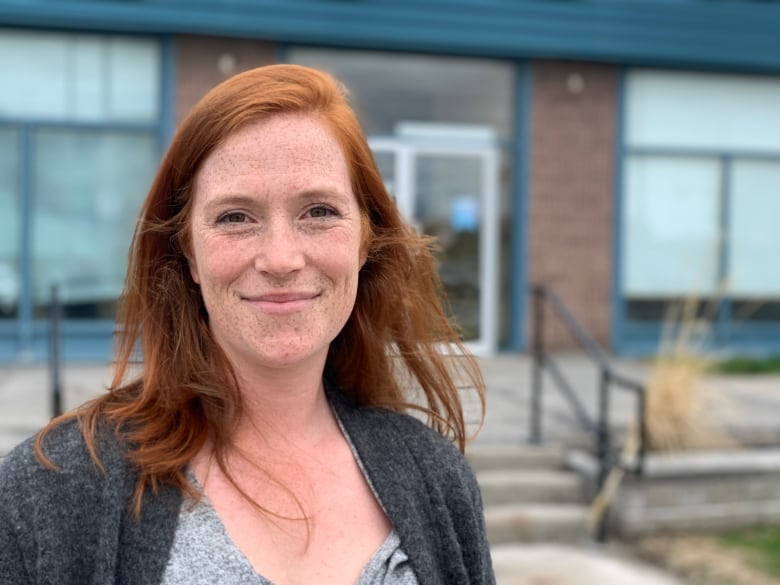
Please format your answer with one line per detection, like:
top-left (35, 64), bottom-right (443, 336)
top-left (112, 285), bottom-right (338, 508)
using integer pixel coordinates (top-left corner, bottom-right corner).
top-left (0, 127), bottom-right (20, 319)
top-left (622, 70), bottom-right (780, 329)
top-left (0, 29), bottom-right (162, 359)
top-left (0, 31), bottom-right (160, 123)
top-left (289, 48), bottom-right (515, 349)
top-left (31, 129), bottom-right (158, 318)
top-left (289, 48), bottom-right (514, 139)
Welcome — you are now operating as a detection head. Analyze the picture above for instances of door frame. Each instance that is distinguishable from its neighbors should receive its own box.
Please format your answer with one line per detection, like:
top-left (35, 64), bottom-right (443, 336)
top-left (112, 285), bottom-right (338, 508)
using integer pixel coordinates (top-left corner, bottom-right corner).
top-left (369, 136), bottom-right (500, 355)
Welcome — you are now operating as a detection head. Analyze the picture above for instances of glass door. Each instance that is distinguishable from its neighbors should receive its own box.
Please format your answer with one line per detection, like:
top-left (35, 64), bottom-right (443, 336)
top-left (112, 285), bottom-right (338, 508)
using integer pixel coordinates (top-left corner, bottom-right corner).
top-left (370, 137), bottom-right (500, 355)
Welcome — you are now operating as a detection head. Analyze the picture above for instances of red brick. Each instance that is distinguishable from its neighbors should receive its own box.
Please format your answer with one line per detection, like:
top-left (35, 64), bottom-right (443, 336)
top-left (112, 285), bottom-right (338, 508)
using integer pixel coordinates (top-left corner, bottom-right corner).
top-left (528, 60), bottom-right (618, 349)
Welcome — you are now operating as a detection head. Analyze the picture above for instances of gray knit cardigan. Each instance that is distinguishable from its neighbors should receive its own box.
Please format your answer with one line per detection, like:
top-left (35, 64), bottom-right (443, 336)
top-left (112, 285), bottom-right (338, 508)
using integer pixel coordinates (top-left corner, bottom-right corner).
top-left (0, 389), bottom-right (495, 585)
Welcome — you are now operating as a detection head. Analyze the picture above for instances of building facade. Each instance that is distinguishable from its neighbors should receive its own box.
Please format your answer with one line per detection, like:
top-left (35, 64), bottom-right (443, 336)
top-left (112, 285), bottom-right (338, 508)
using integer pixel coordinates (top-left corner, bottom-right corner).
top-left (1, 0), bottom-right (779, 361)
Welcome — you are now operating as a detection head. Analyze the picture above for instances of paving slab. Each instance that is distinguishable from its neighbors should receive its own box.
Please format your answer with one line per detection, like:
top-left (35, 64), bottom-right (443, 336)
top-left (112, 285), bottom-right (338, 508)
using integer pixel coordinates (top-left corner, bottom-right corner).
top-left (491, 544), bottom-right (685, 585)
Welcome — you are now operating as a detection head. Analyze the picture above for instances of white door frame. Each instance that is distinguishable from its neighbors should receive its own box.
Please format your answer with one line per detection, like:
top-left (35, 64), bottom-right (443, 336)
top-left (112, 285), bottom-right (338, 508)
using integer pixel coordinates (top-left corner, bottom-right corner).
top-left (369, 137), bottom-right (500, 356)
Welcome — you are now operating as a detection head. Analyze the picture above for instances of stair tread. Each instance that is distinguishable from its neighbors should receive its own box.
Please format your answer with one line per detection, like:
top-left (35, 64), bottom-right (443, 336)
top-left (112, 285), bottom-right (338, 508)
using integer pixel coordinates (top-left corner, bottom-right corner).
top-left (478, 469), bottom-right (580, 483)
top-left (467, 444), bottom-right (566, 455)
top-left (485, 502), bottom-right (589, 518)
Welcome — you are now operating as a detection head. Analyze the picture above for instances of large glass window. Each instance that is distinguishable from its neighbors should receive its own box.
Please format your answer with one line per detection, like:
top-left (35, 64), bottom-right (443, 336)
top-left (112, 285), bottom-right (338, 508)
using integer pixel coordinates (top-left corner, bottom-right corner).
top-left (0, 29), bottom-right (161, 359)
top-left (729, 160), bottom-right (780, 322)
top-left (289, 48), bottom-right (514, 139)
top-left (624, 156), bottom-right (721, 300)
top-left (623, 70), bottom-right (780, 328)
top-left (0, 127), bottom-right (20, 319)
top-left (289, 48), bottom-right (515, 350)
top-left (31, 130), bottom-right (157, 318)
top-left (0, 30), bottom-right (160, 123)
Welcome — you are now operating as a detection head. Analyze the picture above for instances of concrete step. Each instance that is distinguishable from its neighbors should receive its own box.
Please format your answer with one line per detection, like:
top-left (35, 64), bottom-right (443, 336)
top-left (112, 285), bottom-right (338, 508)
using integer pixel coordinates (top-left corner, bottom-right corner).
top-left (467, 444), bottom-right (566, 473)
top-left (478, 469), bottom-right (584, 506)
top-left (490, 544), bottom-right (685, 585)
top-left (484, 503), bottom-right (591, 545)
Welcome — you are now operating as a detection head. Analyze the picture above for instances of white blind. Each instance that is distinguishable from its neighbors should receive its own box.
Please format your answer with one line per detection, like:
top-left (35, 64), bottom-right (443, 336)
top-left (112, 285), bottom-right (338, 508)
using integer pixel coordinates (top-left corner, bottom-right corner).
top-left (623, 156), bottom-right (721, 296)
top-left (626, 70), bottom-right (780, 151)
top-left (0, 29), bottom-right (160, 123)
top-left (729, 161), bottom-right (780, 297)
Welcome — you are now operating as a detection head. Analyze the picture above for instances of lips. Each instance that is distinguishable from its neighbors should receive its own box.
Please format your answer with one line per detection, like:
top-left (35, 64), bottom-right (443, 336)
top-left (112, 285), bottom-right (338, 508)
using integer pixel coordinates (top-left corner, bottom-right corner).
top-left (241, 290), bottom-right (320, 315)
top-left (244, 291), bottom-right (319, 303)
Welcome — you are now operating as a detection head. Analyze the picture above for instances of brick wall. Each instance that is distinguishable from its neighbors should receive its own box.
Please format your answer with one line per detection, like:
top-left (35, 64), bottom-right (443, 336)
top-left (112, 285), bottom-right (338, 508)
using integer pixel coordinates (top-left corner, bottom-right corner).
top-left (175, 35), bottom-right (276, 123)
top-left (528, 60), bottom-right (618, 348)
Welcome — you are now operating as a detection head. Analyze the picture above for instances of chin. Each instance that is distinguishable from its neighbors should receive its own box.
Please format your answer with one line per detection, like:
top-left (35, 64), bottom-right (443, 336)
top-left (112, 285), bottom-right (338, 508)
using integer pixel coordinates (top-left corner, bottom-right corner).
top-left (251, 340), bottom-right (328, 369)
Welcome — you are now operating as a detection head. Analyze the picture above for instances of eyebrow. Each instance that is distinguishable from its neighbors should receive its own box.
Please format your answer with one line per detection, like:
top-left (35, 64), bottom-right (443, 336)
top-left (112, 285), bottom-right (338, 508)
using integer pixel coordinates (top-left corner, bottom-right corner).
top-left (201, 189), bottom-right (352, 212)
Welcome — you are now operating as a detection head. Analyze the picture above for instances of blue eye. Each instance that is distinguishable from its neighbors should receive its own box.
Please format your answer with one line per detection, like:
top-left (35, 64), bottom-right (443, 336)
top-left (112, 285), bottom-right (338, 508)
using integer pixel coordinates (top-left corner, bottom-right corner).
top-left (219, 212), bottom-right (248, 223)
top-left (308, 206), bottom-right (335, 218)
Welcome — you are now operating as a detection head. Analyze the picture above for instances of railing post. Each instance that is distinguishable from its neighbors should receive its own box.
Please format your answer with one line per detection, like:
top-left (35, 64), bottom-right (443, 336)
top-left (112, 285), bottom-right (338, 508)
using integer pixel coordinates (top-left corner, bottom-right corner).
top-left (49, 284), bottom-right (63, 419)
top-left (595, 368), bottom-right (611, 542)
top-left (529, 286), bottom-right (544, 444)
top-left (637, 386), bottom-right (647, 476)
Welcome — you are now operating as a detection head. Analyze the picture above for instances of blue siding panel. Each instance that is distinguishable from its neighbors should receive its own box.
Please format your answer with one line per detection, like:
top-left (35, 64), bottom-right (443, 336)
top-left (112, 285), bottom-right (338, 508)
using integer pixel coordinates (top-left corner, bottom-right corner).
top-left (2, 1), bottom-right (780, 71)
top-left (509, 61), bottom-right (532, 352)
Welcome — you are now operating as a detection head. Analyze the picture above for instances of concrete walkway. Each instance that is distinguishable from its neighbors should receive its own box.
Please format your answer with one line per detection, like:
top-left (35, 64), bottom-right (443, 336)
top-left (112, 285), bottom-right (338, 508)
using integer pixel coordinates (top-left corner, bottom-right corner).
top-left (2, 353), bottom-right (779, 584)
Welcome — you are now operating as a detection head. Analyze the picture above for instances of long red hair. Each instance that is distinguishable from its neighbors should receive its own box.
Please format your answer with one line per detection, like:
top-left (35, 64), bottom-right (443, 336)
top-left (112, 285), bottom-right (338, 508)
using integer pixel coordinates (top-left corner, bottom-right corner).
top-left (36, 64), bottom-right (485, 513)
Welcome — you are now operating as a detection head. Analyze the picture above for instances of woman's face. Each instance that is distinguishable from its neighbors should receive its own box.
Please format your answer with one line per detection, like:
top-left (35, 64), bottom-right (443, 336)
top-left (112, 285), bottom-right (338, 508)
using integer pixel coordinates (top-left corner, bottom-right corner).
top-left (187, 113), bottom-right (365, 376)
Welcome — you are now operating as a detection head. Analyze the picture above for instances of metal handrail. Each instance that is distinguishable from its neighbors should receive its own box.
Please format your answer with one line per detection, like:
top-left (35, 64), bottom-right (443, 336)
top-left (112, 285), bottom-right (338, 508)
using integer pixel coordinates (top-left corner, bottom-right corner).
top-left (528, 283), bottom-right (647, 542)
top-left (49, 284), bottom-right (63, 419)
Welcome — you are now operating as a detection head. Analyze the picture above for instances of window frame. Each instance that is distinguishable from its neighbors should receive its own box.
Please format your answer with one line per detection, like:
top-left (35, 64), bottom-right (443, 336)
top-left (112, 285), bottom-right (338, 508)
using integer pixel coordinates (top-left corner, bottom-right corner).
top-left (0, 30), bottom-right (169, 363)
top-left (615, 68), bottom-right (780, 357)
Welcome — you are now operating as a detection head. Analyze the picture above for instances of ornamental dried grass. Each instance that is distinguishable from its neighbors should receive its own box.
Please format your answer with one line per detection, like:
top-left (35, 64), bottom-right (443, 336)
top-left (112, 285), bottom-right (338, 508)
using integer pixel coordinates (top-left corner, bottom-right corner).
top-left (645, 295), bottom-right (735, 452)
top-left (589, 294), bottom-right (737, 534)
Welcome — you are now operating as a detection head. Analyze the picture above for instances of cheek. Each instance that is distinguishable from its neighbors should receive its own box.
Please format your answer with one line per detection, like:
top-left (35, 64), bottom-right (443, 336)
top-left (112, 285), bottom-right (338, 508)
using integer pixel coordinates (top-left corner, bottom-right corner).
top-left (191, 239), bottom-right (246, 292)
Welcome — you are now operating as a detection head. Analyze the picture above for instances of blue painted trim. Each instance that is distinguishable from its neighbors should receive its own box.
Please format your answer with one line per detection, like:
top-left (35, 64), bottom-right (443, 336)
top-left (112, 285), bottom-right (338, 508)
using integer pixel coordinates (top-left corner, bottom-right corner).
top-left (3, 1), bottom-right (780, 73)
top-left (0, 118), bottom-right (159, 132)
top-left (611, 67), bottom-right (627, 355)
top-left (509, 61), bottom-right (532, 352)
top-left (275, 42), bottom-right (290, 63)
top-left (18, 125), bottom-right (33, 353)
top-left (160, 35), bottom-right (176, 147)
top-left (629, 146), bottom-right (780, 161)
top-left (717, 156), bottom-right (732, 343)
top-left (619, 318), bottom-right (780, 358)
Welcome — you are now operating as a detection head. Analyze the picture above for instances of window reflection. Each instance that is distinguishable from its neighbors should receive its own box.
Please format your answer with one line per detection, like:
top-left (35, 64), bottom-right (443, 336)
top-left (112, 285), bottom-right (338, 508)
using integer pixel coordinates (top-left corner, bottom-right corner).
top-left (290, 48), bottom-right (514, 140)
top-left (31, 129), bottom-right (157, 319)
top-left (0, 127), bottom-right (20, 318)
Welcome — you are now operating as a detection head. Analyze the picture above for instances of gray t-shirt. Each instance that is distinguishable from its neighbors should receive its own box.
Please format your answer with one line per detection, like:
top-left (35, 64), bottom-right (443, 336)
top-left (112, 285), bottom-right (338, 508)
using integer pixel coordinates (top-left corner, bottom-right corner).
top-left (161, 493), bottom-right (418, 584)
top-left (162, 408), bottom-right (420, 585)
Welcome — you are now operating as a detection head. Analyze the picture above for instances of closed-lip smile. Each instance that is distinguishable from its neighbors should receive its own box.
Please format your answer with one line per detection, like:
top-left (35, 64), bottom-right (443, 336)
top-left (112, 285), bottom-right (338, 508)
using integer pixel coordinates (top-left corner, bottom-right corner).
top-left (241, 291), bottom-right (320, 314)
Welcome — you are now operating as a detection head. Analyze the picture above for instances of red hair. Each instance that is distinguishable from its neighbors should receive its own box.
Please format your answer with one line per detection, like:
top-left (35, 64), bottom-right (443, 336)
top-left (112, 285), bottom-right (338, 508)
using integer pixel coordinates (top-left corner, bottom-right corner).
top-left (36, 64), bottom-right (485, 513)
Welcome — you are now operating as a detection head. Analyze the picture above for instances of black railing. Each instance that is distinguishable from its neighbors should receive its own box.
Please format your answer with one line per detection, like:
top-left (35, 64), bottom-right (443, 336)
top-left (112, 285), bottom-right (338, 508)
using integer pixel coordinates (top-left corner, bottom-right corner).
top-left (49, 284), bottom-right (63, 419)
top-left (529, 284), bottom-right (647, 541)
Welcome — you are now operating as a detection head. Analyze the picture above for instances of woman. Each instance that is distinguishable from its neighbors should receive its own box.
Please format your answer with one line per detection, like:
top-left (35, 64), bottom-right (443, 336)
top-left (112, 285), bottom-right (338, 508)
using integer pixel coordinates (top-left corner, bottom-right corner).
top-left (0, 64), bottom-right (492, 585)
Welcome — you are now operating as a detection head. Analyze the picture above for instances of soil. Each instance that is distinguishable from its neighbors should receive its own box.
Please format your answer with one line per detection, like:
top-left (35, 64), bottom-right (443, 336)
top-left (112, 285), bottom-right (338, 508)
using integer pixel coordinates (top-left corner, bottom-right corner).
top-left (632, 534), bottom-right (780, 585)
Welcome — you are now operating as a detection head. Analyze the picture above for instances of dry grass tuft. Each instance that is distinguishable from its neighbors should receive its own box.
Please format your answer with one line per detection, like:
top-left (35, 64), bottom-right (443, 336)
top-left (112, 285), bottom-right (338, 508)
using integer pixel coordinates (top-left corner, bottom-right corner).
top-left (589, 295), bottom-right (737, 534)
top-left (645, 296), bottom-right (735, 452)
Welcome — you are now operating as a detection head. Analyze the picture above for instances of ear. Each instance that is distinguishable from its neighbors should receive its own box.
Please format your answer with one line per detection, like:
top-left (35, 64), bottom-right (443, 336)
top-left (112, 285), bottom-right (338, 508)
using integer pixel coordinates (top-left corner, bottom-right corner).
top-left (359, 214), bottom-right (371, 269)
top-left (188, 258), bottom-right (201, 285)
top-left (181, 245), bottom-right (200, 285)
top-left (187, 258), bottom-right (200, 284)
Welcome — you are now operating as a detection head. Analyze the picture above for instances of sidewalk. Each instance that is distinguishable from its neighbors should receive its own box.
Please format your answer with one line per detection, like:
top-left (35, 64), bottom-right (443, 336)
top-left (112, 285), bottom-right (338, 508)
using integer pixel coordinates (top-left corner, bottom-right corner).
top-left (2, 353), bottom-right (779, 585)
top-left (470, 352), bottom-right (780, 448)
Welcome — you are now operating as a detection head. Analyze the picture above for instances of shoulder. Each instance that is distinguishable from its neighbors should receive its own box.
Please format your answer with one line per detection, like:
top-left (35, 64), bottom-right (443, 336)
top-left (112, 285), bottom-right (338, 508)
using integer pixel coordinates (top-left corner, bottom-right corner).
top-left (0, 418), bottom-right (181, 584)
top-left (330, 390), bottom-right (479, 494)
top-left (0, 417), bottom-right (133, 516)
top-left (330, 390), bottom-right (495, 584)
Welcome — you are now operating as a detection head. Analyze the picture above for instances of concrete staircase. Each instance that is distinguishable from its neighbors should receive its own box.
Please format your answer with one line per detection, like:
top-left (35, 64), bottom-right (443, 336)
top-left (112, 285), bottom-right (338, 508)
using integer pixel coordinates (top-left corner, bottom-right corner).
top-left (467, 444), bottom-right (591, 545)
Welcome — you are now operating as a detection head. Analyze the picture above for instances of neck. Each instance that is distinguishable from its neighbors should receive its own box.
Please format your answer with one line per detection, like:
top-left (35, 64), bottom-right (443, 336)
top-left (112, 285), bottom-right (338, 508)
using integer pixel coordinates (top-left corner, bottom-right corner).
top-left (229, 357), bottom-right (334, 453)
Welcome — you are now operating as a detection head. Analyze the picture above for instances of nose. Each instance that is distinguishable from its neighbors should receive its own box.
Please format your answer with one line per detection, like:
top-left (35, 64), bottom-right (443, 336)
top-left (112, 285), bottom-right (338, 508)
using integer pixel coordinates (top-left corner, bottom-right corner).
top-left (254, 218), bottom-right (305, 277)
